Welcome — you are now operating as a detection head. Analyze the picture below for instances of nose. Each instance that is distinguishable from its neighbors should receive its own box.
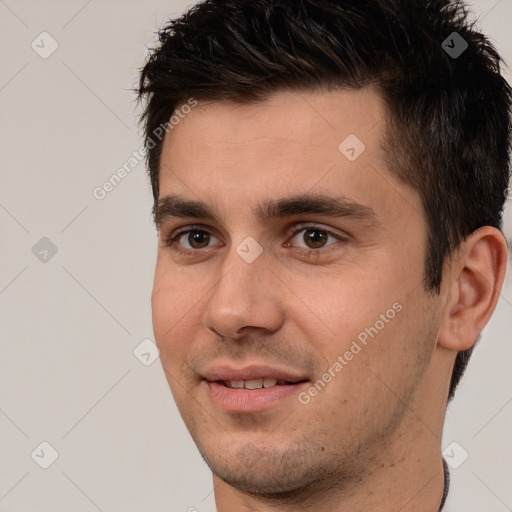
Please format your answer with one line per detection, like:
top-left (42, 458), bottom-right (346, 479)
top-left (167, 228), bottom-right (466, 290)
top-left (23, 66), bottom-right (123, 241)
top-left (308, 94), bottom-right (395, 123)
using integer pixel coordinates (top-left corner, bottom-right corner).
top-left (201, 245), bottom-right (285, 340)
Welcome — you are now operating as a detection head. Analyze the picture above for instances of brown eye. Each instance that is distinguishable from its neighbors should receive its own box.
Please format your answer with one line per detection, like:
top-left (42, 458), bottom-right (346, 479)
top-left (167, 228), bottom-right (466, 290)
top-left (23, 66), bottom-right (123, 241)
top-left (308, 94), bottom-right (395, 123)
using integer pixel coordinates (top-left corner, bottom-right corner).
top-left (303, 228), bottom-right (328, 249)
top-left (287, 224), bottom-right (345, 255)
top-left (187, 230), bottom-right (210, 249)
top-left (165, 227), bottom-right (221, 252)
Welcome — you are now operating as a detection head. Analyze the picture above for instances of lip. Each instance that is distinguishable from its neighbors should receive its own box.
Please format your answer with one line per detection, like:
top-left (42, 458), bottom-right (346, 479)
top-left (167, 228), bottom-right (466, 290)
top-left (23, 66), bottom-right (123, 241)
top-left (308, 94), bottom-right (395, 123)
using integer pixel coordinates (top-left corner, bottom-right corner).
top-left (202, 364), bottom-right (307, 383)
top-left (206, 380), bottom-right (309, 413)
top-left (201, 364), bottom-right (310, 413)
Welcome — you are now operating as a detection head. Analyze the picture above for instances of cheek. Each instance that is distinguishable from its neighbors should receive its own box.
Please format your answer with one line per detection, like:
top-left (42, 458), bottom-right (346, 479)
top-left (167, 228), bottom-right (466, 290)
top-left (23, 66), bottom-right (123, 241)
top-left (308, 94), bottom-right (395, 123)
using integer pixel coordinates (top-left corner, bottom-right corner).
top-left (151, 282), bottom-right (176, 343)
top-left (305, 297), bottom-right (436, 441)
top-left (288, 266), bottom-right (405, 352)
top-left (151, 271), bottom-right (200, 364)
top-left (151, 280), bottom-right (203, 414)
top-left (288, 260), bottom-right (429, 406)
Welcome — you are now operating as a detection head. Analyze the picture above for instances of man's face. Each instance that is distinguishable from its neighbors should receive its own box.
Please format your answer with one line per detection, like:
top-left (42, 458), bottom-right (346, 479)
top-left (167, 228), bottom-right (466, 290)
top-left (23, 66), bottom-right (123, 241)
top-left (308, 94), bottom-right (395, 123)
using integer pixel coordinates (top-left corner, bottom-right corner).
top-left (152, 88), bottom-right (445, 493)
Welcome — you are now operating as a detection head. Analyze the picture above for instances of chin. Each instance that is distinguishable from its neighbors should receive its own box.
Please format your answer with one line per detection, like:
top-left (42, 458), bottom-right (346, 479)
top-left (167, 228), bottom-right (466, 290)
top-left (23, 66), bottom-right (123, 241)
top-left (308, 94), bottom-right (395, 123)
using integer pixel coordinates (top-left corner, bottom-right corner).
top-left (211, 465), bottom-right (316, 496)
top-left (199, 441), bottom-right (339, 497)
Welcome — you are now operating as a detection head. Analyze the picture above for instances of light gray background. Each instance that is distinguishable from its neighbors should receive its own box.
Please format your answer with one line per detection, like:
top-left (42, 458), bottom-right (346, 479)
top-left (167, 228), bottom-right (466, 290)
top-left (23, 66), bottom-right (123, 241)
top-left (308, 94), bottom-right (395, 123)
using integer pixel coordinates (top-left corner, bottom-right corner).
top-left (0, 1), bottom-right (511, 511)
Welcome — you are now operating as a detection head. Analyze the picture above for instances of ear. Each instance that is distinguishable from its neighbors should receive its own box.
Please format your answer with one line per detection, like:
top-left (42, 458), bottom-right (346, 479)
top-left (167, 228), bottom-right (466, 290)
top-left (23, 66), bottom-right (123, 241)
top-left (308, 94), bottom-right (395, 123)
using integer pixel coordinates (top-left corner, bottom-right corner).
top-left (438, 226), bottom-right (508, 351)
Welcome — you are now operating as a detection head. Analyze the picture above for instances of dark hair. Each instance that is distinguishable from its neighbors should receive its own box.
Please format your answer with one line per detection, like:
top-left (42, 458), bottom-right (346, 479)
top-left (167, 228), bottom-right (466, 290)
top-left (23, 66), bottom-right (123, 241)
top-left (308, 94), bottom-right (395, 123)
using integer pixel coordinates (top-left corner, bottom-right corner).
top-left (137, 0), bottom-right (512, 401)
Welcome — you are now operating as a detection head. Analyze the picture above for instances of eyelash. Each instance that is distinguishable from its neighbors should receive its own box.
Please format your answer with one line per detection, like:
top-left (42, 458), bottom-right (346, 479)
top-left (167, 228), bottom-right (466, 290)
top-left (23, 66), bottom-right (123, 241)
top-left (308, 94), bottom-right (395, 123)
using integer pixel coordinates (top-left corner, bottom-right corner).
top-left (162, 224), bottom-right (347, 259)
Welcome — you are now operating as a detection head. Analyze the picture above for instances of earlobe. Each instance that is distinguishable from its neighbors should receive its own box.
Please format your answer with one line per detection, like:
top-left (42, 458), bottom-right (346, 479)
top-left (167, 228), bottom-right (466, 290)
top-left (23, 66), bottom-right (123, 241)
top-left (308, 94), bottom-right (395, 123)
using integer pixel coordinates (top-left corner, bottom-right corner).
top-left (438, 226), bottom-right (508, 352)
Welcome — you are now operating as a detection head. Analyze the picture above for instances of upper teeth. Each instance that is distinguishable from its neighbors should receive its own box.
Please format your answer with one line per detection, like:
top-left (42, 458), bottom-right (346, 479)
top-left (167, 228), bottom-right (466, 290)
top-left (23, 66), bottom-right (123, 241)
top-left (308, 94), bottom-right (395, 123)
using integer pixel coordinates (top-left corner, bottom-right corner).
top-left (225, 378), bottom-right (278, 389)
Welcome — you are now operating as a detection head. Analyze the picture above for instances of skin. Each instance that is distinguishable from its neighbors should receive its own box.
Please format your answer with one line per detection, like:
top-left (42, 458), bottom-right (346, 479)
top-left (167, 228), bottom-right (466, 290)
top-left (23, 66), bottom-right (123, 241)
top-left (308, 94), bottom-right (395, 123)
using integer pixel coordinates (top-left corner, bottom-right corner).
top-left (151, 87), bottom-right (508, 511)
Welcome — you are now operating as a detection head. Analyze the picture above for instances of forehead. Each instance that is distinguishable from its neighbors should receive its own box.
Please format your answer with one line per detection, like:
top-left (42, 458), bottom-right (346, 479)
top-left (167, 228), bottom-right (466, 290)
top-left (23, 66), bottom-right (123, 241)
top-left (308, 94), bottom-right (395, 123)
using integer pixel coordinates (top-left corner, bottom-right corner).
top-left (157, 87), bottom-right (417, 225)
top-left (165, 87), bottom-right (386, 157)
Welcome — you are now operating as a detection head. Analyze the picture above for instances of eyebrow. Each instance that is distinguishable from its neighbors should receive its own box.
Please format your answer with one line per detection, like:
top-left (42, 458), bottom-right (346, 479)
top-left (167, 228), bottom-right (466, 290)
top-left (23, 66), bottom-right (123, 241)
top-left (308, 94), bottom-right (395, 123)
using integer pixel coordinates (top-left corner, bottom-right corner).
top-left (154, 193), bottom-right (380, 228)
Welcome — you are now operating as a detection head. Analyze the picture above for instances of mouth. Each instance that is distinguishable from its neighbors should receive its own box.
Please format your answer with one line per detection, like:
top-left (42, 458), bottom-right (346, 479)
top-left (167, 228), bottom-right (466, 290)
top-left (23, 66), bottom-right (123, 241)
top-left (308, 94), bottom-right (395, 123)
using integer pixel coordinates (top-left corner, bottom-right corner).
top-left (220, 378), bottom-right (307, 389)
top-left (201, 365), bottom-right (310, 412)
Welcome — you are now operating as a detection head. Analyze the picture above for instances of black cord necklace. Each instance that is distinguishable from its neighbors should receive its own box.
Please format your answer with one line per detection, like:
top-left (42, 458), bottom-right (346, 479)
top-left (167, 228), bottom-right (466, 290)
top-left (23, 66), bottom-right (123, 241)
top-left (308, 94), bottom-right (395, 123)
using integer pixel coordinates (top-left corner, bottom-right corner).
top-left (438, 458), bottom-right (450, 511)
